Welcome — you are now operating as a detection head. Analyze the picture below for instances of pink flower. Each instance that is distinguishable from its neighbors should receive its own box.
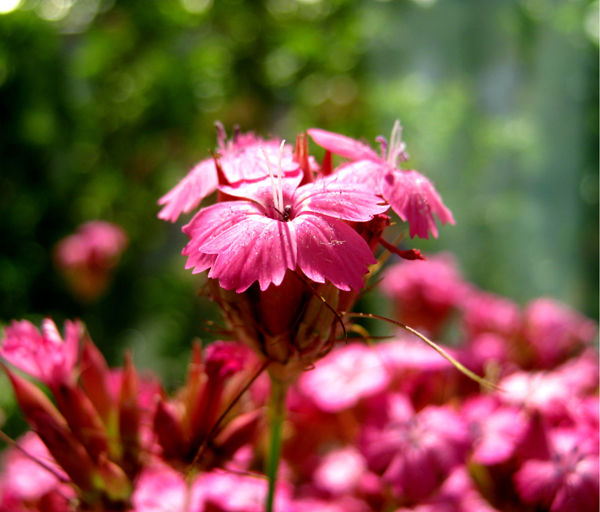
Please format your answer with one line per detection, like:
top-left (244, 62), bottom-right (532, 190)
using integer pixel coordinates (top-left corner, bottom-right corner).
top-left (191, 470), bottom-right (292, 512)
top-left (54, 221), bottom-right (128, 301)
top-left (381, 252), bottom-right (468, 336)
top-left (393, 466), bottom-right (501, 512)
top-left (0, 432), bottom-right (73, 504)
top-left (361, 394), bottom-right (470, 501)
top-left (0, 318), bottom-right (80, 387)
top-left (462, 395), bottom-right (528, 465)
top-left (158, 125), bottom-right (299, 222)
top-left (308, 122), bottom-right (454, 239)
top-left (182, 168), bottom-right (388, 293)
top-left (298, 343), bottom-right (390, 413)
top-left (460, 289), bottom-right (521, 340)
top-left (523, 298), bottom-right (598, 368)
top-left (131, 463), bottom-right (188, 512)
top-left (312, 446), bottom-right (368, 496)
top-left (514, 428), bottom-right (599, 512)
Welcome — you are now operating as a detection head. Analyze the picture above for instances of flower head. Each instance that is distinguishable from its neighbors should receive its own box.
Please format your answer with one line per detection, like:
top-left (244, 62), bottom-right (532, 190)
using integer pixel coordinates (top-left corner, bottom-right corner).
top-left (54, 221), bottom-right (128, 301)
top-left (0, 319), bottom-right (80, 387)
top-left (182, 156), bottom-right (388, 293)
top-left (308, 121), bottom-right (455, 239)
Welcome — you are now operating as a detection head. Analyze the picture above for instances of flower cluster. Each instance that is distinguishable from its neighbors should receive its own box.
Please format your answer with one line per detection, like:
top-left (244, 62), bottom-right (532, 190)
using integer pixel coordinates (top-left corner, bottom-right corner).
top-left (158, 123), bottom-right (445, 383)
top-left (0, 123), bottom-right (596, 512)
top-left (0, 257), bottom-right (597, 511)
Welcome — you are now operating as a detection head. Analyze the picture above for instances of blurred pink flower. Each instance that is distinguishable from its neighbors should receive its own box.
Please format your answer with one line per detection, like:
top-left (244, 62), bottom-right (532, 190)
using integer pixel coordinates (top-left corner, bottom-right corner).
top-left (192, 470), bottom-right (292, 512)
top-left (313, 446), bottom-right (368, 496)
top-left (54, 220), bottom-right (128, 301)
top-left (523, 298), bottom-right (598, 368)
top-left (0, 318), bottom-right (80, 387)
top-left (361, 394), bottom-right (470, 502)
top-left (308, 122), bottom-right (454, 239)
top-left (461, 289), bottom-right (521, 340)
top-left (394, 466), bottom-right (501, 512)
top-left (298, 343), bottom-right (390, 413)
top-left (381, 253), bottom-right (468, 336)
top-left (0, 432), bottom-right (73, 505)
top-left (182, 169), bottom-right (387, 293)
top-left (514, 428), bottom-right (599, 512)
top-left (462, 395), bottom-right (528, 465)
top-left (131, 462), bottom-right (188, 512)
top-left (158, 126), bottom-right (300, 222)
top-left (499, 350), bottom-right (599, 421)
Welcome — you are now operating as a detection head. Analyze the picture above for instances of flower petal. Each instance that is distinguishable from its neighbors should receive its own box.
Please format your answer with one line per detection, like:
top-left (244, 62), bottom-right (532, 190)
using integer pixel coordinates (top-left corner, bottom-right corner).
top-left (295, 214), bottom-right (376, 292)
top-left (294, 180), bottom-right (388, 222)
top-left (203, 217), bottom-right (297, 292)
top-left (307, 128), bottom-right (380, 162)
top-left (381, 169), bottom-right (455, 239)
top-left (182, 202), bottom-right (259, 273)
top-left (158, 159), bottom-right (218, 222)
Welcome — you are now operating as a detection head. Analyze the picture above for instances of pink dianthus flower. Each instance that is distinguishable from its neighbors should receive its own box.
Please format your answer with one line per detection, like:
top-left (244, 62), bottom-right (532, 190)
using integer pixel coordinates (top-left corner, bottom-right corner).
top-left (308, 121), bottom-right (454, 239)
top-left (182, 166), bottom-right (388, 293)
top-left (0, 318), bottom-right (80, 387)
top-left (514, 428), bottom-right (599, 512)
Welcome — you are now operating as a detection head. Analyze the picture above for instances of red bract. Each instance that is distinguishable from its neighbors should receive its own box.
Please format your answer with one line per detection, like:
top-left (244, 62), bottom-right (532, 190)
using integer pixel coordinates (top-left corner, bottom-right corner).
top-left (308, 122), bottom-right (455, 239)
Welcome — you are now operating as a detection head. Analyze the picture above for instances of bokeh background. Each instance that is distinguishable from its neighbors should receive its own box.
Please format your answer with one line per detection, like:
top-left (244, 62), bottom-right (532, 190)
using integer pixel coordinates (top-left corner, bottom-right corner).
top-left (0, 0), bottom-right (597, 432)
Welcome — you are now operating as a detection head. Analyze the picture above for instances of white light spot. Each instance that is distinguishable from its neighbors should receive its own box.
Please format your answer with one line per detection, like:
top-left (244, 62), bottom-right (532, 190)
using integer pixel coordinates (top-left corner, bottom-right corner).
top-left (0, 0), bottom-right (21, 14)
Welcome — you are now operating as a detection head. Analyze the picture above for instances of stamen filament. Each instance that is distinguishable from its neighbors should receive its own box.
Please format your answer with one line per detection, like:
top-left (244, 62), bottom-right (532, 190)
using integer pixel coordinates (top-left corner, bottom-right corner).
top-left (262, 147), bottom-right (280, 213)
top-left (277, 140), bottom-right (285, 217)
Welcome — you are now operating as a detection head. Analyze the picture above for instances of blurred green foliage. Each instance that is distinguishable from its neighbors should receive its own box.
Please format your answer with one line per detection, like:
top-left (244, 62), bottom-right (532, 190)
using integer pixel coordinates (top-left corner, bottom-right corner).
top-left (0, 0), bottom-right (597, 400)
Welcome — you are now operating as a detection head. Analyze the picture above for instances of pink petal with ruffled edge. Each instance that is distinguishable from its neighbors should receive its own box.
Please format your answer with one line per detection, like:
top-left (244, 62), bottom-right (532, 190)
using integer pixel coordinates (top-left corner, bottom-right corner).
top-left (182, 202), bottom-right (259, 274)
top-left (201, 215), bottom-right (297, 292)
top-left (307, 128), bottom-right (380, 161)
top-left (295, 181), bottom-right (387, 222)
top-left (381, 169), bottom-right (455, 239)
top-left (295, 214), bottom-right (376, 292)
top-left (158, 159), bottom-right (218, 222)
top-left (220, 141), bottom-right (299, 184)
top-left (158, 138), bottom-right (298, 223)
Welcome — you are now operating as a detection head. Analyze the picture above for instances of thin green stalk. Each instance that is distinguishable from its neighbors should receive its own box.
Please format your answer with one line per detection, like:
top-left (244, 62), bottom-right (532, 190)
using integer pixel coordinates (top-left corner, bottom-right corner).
top-left (265, 378), bottom-right (288, 512)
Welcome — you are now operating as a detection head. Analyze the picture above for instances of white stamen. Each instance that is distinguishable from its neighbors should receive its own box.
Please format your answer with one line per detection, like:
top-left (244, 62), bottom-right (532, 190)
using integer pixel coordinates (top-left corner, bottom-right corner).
top-left (277, 140), bottom-right (285, 216)
top-left (261, 147), bottom-right (280, 213)
top-left (388, 120), bottom-right (401, 164)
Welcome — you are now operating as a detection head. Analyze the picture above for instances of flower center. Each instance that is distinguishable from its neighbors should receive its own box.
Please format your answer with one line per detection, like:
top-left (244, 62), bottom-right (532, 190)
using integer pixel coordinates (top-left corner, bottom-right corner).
top-left (262, 141), bottom-right (292, 221)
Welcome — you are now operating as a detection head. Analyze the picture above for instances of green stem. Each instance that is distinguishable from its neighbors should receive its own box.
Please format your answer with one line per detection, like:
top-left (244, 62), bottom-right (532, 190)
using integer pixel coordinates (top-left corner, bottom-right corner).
top-left (265, 377), bottom-right (288, 512)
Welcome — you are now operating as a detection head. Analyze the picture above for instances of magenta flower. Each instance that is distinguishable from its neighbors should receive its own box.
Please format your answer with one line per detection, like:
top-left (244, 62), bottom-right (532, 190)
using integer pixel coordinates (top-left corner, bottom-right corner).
top-left (308, 122), bottom-right (454, 239)
top-left (360, 393), bottom-right (470, 502)
top-left (514, 428), bottom-right (599, 512)
top-left (462, 395), bottom-right (528, 465)
top-left (381, 252), bottom-right (468, 336)
top-left (523, 298), bottom-right (598, 368)
top-left (0, 431), bottom-right (73, 505)
top-left (312, 446), bottom-right (368, 496)
top-left (182, 168), bottom-right (388, 293)
top-left (158, 125), bottom-right (299, 222)
top-left (54, 220), bottom-right (128, 301)
top-left (0, 319), bottom-right (80, 387)
top-left (298, 343), bottom-right (390, 413)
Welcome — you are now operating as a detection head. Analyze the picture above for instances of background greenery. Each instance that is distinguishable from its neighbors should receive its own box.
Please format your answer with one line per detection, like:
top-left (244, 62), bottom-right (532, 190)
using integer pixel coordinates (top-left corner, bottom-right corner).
top-left (0, 0), bottom-right (597, 415)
